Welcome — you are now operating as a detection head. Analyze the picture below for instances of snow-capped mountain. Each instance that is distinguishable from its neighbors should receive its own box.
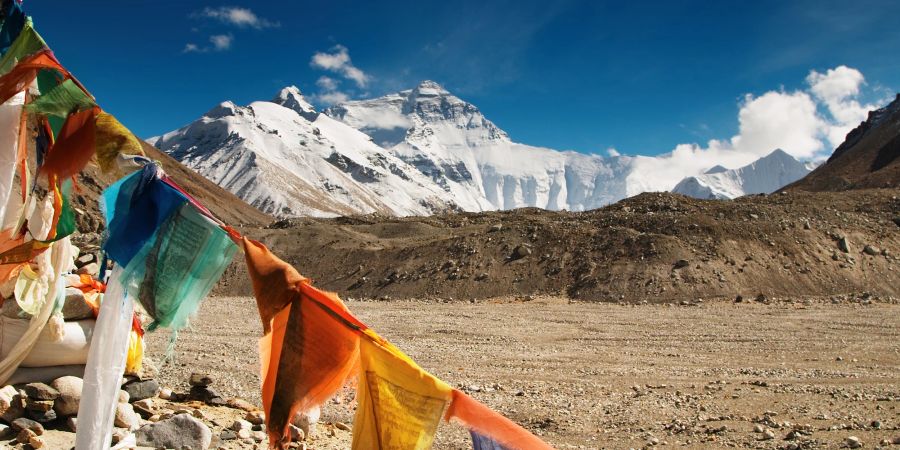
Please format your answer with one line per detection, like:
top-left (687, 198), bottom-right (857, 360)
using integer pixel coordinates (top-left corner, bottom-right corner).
top-left (149, 87), bottom-right (457, 217)
top-left (671, 149), bottom-right (815, 199)
top-left (151, 80), bottom-right (827, 218)
top-left (326, 80), bottom-right (638, 211)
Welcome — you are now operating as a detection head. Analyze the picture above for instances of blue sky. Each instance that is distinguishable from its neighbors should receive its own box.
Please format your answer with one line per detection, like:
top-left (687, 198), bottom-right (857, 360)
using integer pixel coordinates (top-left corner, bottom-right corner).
top-left (24, 0), bottom-right (899, 157)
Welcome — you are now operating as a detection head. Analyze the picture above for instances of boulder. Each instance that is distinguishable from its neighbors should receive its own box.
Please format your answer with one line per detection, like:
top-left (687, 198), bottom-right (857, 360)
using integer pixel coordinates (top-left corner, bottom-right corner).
top-left (114, 402), bottom-right (140, 430)
top-left (122, 379), bottom-right (159, 402)
top-left (75, 263), bottom-right (99, 276)
top-left (11, 417), bottom-right (44, 435)
top-left (189, 373), bottom-right (214, 387)
top-left (61, 288), bottom-right (94, 320)
top-left (0, 385), bottom-right (24, 422)
top-left (51, 376), bottom-right (83, 416)
top-left (23, 383), bottom-right (58, 401)
top-left (292, 406), bottom-right (320, 437)
top-left (25, 408), bottom-right (56, 423)
top-left (135, 414), bottom-right (212, 450)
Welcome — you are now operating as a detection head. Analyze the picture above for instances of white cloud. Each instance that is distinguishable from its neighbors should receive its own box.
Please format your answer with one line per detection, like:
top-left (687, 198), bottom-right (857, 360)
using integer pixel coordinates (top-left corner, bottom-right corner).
top-left (196, 6), bottom-right (279, 29)
top-left (316, 76), bottom-right (339, 91)
top-left (209, 34), bottom-right (233, 51)
top-left (350, 108), bottom-right (412, 130)
top-left (314, 91), bottom-right (350, 105)
top-left (806, 65), bottom-right (877, 147)
top-left (183, 43), bottom-right (202, 53)
top-left (606, 148), bottom-right (621, 157)
top-left (311, 45), bottom-right (370, 88)
top-left (627, 65), bottom-right (883, 193)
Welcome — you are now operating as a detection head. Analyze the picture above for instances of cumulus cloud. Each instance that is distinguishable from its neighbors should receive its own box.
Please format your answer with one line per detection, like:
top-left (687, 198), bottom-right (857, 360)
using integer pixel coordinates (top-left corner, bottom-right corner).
top-left (311, 45), bottom-right (370, 88)
top-left (316, 76), bottom-right (339, 91)
top-left (315, 91), bottom-right (350, 105)
top-left (606, 148), bottom-right (621, 157)
top-left (195, 6), bottom-right (279, 29)
top-left (807, 66), bottom-right (877, 148)
top-left (183, 43), bottom-right (202, 53)
top-left (209, 34), bottom-right (233, 51)
top-left (627, 65), bottom-right (883, 194)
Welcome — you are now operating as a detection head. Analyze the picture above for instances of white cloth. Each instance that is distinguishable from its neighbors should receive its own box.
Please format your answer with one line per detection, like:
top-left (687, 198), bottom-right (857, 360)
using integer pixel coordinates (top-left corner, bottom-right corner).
top-left (0, 92), bottom-right (24, 229)
top-left (0, 236), bottom-right (74, 384)
top-left (75, 267), bottom-right (134, 450)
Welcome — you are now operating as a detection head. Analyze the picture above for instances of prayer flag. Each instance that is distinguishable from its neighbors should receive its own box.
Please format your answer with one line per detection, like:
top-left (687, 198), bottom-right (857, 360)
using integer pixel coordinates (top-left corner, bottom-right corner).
top-left (445, 389), bottom-right (555, 450)
top-left (243, 238), bottom-right (363, 448)
top-left (351, 329), bottom-right (452, 450)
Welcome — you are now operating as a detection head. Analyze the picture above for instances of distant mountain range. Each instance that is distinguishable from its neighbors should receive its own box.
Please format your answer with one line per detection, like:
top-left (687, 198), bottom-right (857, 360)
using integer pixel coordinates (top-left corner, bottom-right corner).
top-left (149, 81), bottom-right (872, 218)
top-left (672, 149), bottom-right (816, 199)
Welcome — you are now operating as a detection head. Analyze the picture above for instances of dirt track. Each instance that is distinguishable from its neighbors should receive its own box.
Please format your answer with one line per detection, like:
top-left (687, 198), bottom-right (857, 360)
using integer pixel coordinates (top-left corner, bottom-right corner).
top-left (145, 296), bottom-right (900, 449)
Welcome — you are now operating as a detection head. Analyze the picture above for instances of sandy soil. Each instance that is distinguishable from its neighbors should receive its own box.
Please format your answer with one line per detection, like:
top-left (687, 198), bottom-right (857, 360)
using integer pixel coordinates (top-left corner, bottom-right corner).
top-left (141, 295), bottom-right (900, 449)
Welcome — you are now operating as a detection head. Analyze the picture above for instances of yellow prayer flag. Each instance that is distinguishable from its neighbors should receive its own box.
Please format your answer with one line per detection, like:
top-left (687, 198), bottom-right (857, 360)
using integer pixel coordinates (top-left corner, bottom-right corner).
top-left (94, 112), bottom-right (144, 173)
top-left (352, 330), bottom-right (452, 450)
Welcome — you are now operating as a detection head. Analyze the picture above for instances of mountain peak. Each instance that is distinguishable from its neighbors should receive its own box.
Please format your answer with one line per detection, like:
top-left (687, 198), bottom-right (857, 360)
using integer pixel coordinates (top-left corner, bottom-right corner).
top-left (272, 85), bottom-right (318, 120)
top-left (414, 80), bottom-right (448, 94)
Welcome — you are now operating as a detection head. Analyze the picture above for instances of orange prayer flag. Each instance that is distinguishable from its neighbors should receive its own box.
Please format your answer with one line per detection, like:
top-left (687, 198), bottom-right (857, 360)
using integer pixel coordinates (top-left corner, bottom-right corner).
top-left (0, 50), bottom-right (66, 105)
top-left (445, 389), bottom-right (556, 450)
top-left (242, 238), bottom-right (363, 449)
top-left (39, 106), bottom-right (99, 181)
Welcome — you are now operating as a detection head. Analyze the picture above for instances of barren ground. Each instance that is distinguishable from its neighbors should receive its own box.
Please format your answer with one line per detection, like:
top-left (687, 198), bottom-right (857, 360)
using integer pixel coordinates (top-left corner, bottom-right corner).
top-left (144, 296), bottom-right (900, 449)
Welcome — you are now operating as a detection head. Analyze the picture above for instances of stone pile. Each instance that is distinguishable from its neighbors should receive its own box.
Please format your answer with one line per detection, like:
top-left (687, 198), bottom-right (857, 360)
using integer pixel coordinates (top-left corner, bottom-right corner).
top-left (0, 372), bottom-right (326, 449)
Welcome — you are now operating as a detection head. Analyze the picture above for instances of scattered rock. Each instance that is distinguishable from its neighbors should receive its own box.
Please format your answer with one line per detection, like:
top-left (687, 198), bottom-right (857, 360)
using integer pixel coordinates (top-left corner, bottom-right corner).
top-left (0, 423), bottom-right (9, 439)
top-left (225, 397), bottom-right (255, 411)
top-left (51, 376), bottom-right (83, 416)
top-left (25, 408), bottom-right (56, 423)
top-left (512, 244), bottom-right (532, 259)
top-left (23, 383), bottom-right (59, 401)
top-left (288, 424), bottom-right (305, 442)
top-left (66, 417), bottom-right (77, 432)
top-left (334, 422), bottom-right (351, 432)
top-left (846, 436), bottom-right (861, 448)
top-left (673, 259), bottom-right (690, 269)
top-left (61, 288), bottom-right (93, 320)
top-left (230, 419), bottom-right (252, 432)
top-left (114, 402), bottom-right (141, 430)
top-left (245, 410), bottom-right (265, 425)
top-left (189, 385), bottom-right (224, 405)
top-left (135, 413), bottom-right (212, 450)
top-left (117, 390), bottom-right (130, 404)
top-left (220, 429), bottom-right (237, 441)
top-left (838, 236), bottom-right (851, 253)
top-left (0, 385), bottom-right (23, 422)
top-left (75, 262), bottom-right (99, 276)
top-left (123, 378), bottom-right (159, 402)
top-left (16, 428), bottom-right (36, 444)
top-left (292, 407), bottom-right (319, 437)
top-left (133, 398), bottom-right (154, 411)
top-left (863, 245), bottom-right (880, 256)
top-left (75, 253), bottom-right (95, 267)
top-left (158, 387), bottom-right (173, 400)
top-left (24, 399), bottom-right (54, 412)
top-left (489, 224), bottom-right (502, 232)
top-left (11, 417), bottom-right (44, 435)
top-left (189, 373), bottom-right (214, 387)
top-left (761, 429), bottom-right (775, 440)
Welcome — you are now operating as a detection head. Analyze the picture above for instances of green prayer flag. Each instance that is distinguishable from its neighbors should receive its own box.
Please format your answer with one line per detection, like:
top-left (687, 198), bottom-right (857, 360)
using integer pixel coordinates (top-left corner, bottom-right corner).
top-left (0, 18), bottom-right (46, 76)
top-left (121, 203), bottom-right (237, 339)
top-left (26, 78), bottom-right (94, 118)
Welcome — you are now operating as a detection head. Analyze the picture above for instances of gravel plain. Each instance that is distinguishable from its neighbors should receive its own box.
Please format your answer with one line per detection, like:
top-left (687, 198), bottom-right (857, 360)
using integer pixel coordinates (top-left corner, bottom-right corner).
top-left (144, 296), bottom-right (900, 449)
